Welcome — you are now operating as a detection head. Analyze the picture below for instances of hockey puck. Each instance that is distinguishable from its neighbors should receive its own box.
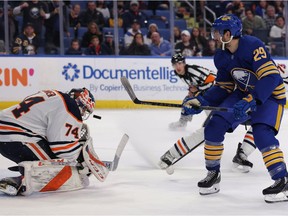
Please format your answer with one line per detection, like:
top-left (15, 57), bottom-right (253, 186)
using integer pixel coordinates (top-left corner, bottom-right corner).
top-left (166, 166), bottom-right (174, 175)
top-left (93, 114), bottom-right (102, 119)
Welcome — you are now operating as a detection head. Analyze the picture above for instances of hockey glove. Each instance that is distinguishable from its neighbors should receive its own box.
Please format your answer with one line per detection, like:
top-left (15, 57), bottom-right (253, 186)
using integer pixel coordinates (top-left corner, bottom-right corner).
top-left (233, 94), bottom-right (257, 120)
top-left (182, 95), bottom-right (208, 115)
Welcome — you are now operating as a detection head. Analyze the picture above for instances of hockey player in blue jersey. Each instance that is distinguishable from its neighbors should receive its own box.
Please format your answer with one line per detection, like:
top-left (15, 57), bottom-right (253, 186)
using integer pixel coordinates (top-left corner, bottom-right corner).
top-left (183, 14), bottom-right (288, 203)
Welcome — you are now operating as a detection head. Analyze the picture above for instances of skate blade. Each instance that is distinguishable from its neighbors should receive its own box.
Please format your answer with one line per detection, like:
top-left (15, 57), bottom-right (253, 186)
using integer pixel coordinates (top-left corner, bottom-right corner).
top-left (232, 163), bottom-right (251, 173)
top-left (199, 183), bottom-right (220, 195)
top-left (264, 191), bottom-right (288, 203)
top-left (0, 184), bottom-right (18, 196)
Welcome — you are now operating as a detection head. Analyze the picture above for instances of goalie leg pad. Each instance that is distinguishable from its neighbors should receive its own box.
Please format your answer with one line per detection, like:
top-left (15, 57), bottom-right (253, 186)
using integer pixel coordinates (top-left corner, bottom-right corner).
top-left (19, 160), bottom-right (89, 196)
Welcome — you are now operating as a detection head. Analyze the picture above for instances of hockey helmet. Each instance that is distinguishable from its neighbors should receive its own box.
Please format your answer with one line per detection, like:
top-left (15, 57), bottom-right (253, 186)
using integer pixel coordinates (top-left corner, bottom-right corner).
top-left (69, 88), bottom-right (95, 120)
top-left (171, 53), bottom-right (186, 64)
top-left (211, 14), bottom-right (242, 39)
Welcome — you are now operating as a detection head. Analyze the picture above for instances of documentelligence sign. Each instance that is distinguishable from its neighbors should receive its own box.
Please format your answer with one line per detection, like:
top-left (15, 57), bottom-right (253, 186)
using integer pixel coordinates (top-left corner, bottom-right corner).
top-left (1, 56), bottom-right (287, 103)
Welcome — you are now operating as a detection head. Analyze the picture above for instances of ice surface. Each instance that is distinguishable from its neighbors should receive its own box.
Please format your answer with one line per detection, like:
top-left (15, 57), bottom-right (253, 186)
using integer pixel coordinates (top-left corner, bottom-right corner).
top-left (1, 109), bottom-right (288, 215)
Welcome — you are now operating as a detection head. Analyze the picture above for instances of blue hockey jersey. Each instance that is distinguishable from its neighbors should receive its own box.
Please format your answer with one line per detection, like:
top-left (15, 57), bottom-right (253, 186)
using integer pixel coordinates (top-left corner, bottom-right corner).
top-left (204, 35), bottom-right (286, 106)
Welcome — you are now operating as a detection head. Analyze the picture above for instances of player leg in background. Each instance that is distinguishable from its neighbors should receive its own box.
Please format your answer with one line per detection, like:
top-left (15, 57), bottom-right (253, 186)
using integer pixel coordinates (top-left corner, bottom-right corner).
top-left (232, 126), bottom-right (256, 172)
top-left (159, 127), bottom-right (204, 171)
top-left (169, 93), bottom-right (195, 130)
top-left (0, 140), bottom-right (57, 195)
top-left (159, 112), bottom-right (212, 173)
top-left (169, 114), bottom-right (192, 130)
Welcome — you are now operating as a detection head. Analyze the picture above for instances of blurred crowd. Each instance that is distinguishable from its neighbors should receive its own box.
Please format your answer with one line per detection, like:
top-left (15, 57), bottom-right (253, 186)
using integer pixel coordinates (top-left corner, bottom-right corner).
top-left (0, 0), bottom-right (286, 57)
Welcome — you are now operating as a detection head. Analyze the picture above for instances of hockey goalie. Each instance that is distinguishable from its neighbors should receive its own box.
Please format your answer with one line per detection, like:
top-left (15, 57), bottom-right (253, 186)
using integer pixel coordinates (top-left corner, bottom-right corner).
top-left (0, 88), bottom-right (128, 196)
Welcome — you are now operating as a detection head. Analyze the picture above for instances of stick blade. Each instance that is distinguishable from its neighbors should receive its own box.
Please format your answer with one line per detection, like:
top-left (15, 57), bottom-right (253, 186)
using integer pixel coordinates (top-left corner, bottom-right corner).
top-left (111, 133), bottom-right (129, 171)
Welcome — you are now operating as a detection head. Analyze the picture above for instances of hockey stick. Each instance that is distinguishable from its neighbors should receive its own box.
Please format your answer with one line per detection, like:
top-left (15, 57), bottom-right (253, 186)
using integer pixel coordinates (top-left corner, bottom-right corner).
top-left (172, 140), bottom-right (204, 166)
top-left (103, 133), bottom-right (129, 171)
top-left (8, 134), bottom-right (129, 172)
top-left (120, 77), bottom-right (233, 112)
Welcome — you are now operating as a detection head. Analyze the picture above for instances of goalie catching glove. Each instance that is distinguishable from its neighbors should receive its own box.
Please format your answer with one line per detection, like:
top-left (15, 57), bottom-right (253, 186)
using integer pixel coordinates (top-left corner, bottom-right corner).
top-left (182, 94), bottom-right (209, 115)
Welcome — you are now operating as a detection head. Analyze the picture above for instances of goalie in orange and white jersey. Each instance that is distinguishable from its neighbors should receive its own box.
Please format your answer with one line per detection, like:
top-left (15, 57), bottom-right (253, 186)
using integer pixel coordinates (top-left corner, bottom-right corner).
top-left (0, 88), bottom-right (109, 196)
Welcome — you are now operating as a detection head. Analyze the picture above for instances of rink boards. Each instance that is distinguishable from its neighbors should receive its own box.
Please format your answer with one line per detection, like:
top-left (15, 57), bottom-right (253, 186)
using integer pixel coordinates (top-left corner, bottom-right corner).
top-left (0, 56), bottom-right (287, 109)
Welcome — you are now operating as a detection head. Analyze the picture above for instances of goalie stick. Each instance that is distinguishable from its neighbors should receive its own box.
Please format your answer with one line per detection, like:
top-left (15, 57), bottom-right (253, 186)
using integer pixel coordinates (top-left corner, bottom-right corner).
top-left (8, 134), bottom-right (129, 172)
top-left (120, 76), bottom-right (233, 112)
top-left (102, 133), bottom-right (129, 171)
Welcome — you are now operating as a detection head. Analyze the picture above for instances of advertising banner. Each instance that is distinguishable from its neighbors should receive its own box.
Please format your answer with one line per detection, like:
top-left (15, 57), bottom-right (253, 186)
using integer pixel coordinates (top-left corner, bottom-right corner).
top-left (0, 56), bottom-right (287, 109)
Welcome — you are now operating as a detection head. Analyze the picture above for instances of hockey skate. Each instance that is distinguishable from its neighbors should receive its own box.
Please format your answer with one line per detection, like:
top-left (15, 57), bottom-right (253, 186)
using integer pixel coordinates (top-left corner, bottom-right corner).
top-left (0, 177), bottom-right (22, 196)
top-left (262, 176), bottom-right (288, 203)
top-left (198, 170), bottom-right (221, 195)
top-left (168, 115), bottom-right (192, 130)
top-left (232, 143), bottom-right (253, 173)
top-left (158, 151), bottom-right (175, 175)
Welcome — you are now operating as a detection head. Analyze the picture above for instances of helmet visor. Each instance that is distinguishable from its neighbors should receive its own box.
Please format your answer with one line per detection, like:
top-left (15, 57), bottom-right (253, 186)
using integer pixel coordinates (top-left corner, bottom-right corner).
top-left (211, 28), bottom-right (222, 40)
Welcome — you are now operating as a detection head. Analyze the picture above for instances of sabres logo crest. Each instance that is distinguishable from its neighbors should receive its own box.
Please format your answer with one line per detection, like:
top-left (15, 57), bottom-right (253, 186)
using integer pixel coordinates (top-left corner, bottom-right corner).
top-left (231, 68), bottom-right (258, 92)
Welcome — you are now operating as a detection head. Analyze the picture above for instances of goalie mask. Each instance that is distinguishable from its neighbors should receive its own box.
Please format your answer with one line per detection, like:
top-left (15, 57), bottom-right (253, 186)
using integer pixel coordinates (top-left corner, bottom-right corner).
top-left (69, 88), bottom-right (95, 120)
top-left (211, 14), bottom-right (242, 50)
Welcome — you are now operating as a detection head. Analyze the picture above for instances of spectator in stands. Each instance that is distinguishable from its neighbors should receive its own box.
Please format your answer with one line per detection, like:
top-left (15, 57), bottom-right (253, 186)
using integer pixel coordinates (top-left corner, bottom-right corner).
top-left (103, 31), bottom-right (115, 55)
top-left (269, 15), bottom-right (285, 40)
top-left (96, 0), bottom-right (110, 20)
top-left (44, 42), bottom-right (58, 55)
top-left (264, 5), bottom-right (277, 33)
top-left (0, 40), bottom-right (7, 54)
top-left (190, 27), bottom-right (208, 52)
top-left (225, 0), bottom-right (245, 18)
top-left (44, 0), bottom-right (70, 47)
top-left (84, 35), bottom-right (110, 55)
top-left (121, 32), bottom-right (151, 55)
top-left (12, 22), bottom-right (41, 55)
top-left (81, 21), bottom-right (103, 48)
top-left (65, 38), bottom-right (83, 55)
top-left (273, 0), bottom-right (284, 16)
top-left (173, 26), bottom-right (182, 44)
top-left (107, 2), bottom-right (124, 28)
top-left (269, 41), bottom-right (285, 56)
top-left (175, 6), bottom-right (198, 29)
top-left (147, 1), bottom-right (169, 12)
top-left (68, 3), bottom-right (83, 39)
top-left (124, 19), bottom-right (142, 47)
top-left (242, 8), bottom-right (266, 35)
top-left (149, 31), bottom-right (171, 56)
top-left (122, 0), bottom-right (149, 31)
top-left (80, 1), bottom-right (105, 30)
top-left (255, 0), bottom-right (268, 18)
top-left (175, 30), bottom-right (201, 57)
top-left (13, 0), bottom-right (49, 36)
top-left (0, 5), bottom-right (19, 48)
top-left (202, 39), bottom-right (217, 56)
top-left (143, 23), bottom-right (162, 45)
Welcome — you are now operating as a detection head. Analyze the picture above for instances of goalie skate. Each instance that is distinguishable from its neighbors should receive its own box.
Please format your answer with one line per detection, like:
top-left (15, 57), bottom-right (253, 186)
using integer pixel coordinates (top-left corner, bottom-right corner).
top-left (232, 143), bottom-right (253, 173)
top-left (198, 171), bottom-right (221, 195)
top-left (0, 177), bottom-right (21, 196)
top-left (263, 177), bottom-right (288, 203)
